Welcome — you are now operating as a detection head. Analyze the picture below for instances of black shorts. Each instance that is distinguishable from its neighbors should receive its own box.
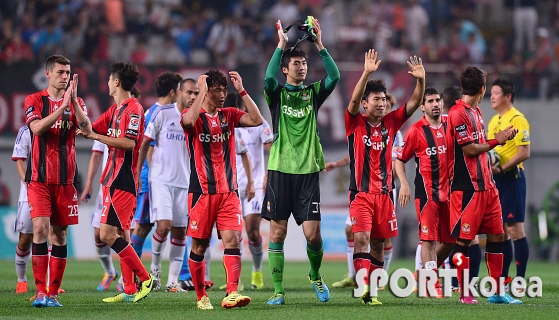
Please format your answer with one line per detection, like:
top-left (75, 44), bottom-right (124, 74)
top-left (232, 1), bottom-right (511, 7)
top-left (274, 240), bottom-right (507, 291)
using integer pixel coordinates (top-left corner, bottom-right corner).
top-left (261, 170), bottom-right (321, 225)
top-left (495, 168), bottom-right (526, 223)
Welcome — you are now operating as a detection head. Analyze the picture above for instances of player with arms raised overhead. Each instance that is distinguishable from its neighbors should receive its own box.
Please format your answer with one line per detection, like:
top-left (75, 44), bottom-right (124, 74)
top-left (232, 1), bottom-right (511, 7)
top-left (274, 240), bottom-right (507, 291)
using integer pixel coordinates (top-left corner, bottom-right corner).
top-left (263, 17), bottom-right (340, 305)
top-left (79, 61), bottom-right (155, 303)
top-left (346, 50), bottom-right (425, 305)
top-left (181, 70), bottom-right (263, 310)
top-left (446, 66), bottom-right (520, 305)
top-left (24, 55), bottom-right (89, 308)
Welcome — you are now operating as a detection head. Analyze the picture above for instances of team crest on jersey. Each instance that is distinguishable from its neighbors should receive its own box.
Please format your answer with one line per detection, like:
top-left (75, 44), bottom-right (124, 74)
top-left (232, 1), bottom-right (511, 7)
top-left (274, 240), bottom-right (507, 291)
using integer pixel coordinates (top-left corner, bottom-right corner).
top-left (462, 223), bottom-right (470, 234)
top-left (190, 220), bottom-right (198, 231)
top-left (128, 114), bottom-right (140, 130)
top-left (422, 225), bottom-right (428, 234)
top-left (301, 92), bottom-right (310, 101)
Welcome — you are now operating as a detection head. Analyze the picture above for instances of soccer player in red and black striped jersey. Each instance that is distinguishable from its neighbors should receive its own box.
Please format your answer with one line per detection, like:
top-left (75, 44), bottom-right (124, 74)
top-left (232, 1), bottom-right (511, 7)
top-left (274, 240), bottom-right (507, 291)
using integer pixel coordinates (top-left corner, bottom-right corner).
top-left (24, 55), bottom-right (89, 308)
top-left (345, 49), bottom-right (425, 305)
top-left (395, 87), bottom-right (455, 297)
top-left (181, 70), bottom-right (263, 310)
top-left (79, 62), bottom-right (154, 303)
top-left (446, 66), bottom-right (520, 304)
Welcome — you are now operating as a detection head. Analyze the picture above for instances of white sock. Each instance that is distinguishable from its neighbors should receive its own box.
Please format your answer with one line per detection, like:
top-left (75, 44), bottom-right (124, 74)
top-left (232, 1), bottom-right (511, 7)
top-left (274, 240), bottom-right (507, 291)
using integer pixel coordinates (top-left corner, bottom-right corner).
top-left (383, 245), bottom-right (393, 272)
top-left (248, 236), bottom-right (263, 272)
top-left (15, 246), bottom-right (30, 282)
top-left (204, 247), bottom-right (211, 281)
top-left (167, 237), bottom-right (185, 286)
top-left (96, 241), bottom-right (116, 275)
top-left (415, 242), bottom-right (423, 271)
top-left (151, 231), bottom-right (167, 272)
top-left (347, 240), bottom-right (355, 278)
top-left (47, 245), bottom-right (52, 285)
top-left (425, 260), bottom-right (437, 270)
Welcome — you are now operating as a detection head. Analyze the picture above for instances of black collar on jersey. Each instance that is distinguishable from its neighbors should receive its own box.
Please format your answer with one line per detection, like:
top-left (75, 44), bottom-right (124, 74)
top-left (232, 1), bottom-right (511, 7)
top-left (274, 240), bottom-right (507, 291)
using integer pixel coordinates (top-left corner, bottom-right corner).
top-left (283, 19), bottom-right (317, 51)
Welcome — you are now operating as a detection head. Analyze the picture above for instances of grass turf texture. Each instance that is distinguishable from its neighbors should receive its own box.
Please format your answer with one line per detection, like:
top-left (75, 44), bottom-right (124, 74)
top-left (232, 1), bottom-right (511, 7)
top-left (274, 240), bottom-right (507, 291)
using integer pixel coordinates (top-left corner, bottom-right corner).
top-left (0, 259), bottom-right (557, 319)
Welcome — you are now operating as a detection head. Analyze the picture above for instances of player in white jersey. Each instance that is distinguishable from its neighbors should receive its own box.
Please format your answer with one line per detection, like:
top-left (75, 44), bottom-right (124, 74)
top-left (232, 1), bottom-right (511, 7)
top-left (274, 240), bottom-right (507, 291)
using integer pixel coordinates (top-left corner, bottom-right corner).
top-left (136, 71), bottom-right (186, 292)
top-left (81, 140), bottom-right (119, 291)
top-left (225, 92), bottom-right (273, 290)
top-left (13, 126), bottom-right (33, 294)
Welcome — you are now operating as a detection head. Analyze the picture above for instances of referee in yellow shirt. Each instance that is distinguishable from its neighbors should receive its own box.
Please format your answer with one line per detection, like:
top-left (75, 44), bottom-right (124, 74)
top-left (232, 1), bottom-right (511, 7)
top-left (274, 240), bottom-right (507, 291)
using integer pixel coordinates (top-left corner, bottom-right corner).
top-left (488, 78), bottom-right (530, 290)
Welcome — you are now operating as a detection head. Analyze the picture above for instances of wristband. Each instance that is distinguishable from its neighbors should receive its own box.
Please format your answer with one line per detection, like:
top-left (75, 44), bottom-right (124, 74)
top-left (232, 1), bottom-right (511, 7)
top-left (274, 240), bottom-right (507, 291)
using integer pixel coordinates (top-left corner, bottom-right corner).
top-left (240, 90), bottom-right (248, 97)
top-left (487, 139), bottom-right (499, 150)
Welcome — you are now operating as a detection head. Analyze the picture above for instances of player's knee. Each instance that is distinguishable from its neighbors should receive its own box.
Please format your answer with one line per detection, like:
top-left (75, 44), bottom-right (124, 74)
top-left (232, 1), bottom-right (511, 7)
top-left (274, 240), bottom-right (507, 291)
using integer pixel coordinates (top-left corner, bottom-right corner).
top-left (33, 224), bottom-right (49, 240)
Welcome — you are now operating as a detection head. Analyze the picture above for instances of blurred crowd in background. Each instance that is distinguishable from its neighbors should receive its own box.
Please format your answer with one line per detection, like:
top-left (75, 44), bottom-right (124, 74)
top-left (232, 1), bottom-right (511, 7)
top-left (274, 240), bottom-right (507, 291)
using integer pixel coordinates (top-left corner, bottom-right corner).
top-left (0, 0), bottom-right (558, 99)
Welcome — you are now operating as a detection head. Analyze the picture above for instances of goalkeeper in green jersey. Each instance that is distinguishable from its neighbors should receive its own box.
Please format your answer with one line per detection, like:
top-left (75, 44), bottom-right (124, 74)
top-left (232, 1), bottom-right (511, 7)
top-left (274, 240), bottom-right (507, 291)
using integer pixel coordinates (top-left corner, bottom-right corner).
top-left (262, 17), bottom-right (340, 305)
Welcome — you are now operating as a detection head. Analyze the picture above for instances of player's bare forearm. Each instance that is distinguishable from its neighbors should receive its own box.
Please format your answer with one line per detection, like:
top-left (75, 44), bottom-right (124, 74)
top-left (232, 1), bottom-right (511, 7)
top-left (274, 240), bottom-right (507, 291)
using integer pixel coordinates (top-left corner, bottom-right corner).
top-left (394, 159), bottom-right (408, 187)
top-left (240, 95), bottom-right (263, 127)
top-left (405, 76), bottom-right (425, 117)
top-left (348, 70), bottom-right (373, 115)
top-left (85, 152), bottom-right (103, 187)
top-left (147, 145), bottom-right (154, 167)
top-left (94, 134), bottom-right (136, 151)
top-left (241, 152), bottom-right (254, 186)
top-left (15, 160), bottom-right (26, 182)
top-left (182, 93), bottom-right (205, 128)
top-left (461, 142), bottom-right (492, 158)
top-left (501, 144), bottom-right (530, 171)
top-left (74, 101), bottom-right (92, 136)
top-left (28, 106), bottom-right (66, 136)
top-left (136, 138), bottom-right (151, 177)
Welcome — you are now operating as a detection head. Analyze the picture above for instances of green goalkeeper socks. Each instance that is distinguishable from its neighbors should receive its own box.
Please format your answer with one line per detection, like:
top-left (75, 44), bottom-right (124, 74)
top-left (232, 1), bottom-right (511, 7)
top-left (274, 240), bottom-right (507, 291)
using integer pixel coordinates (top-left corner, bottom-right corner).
top-left (268, 242), bottom-right (285, 294)
top-left (307, 242), bottom-right (324, 281)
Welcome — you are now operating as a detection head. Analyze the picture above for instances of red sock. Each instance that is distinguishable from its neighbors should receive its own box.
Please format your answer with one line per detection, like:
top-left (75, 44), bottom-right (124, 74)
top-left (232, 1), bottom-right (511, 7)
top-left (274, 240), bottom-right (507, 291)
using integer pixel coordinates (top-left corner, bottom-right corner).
top-left (120, 258), bottom-right (136, 295)
top-left (32, 255), bottom-right (49, 294)
top-left (456, 257), bottom-right (470, 298)
top-left (485, 252), bottom-right (503, 293)
top-left (117, 244), bottom-right (149, 281)
top-left (369, 260), bottom-right (383, 288)
top-left (48, 244), bottom-right (67, 297)
top-left (223, 249), bottom-right (242, 294)
top-left (189, 252), bottom-right (207, 300)
top-left (353, 257), bottom-right (371, 285)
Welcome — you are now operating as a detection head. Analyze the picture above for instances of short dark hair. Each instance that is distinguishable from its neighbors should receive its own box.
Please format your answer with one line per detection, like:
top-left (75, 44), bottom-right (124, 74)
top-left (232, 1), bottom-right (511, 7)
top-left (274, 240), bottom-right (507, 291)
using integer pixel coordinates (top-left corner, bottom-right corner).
top-left (45, 55), bottom-right (70, 70)
top-left (423, 87), bottom-right (440, 104)
top-left (130, 86), bottom-right (141, 99)
top-left (281, 48), bottom-right (307, 70)
top-left (155, 71), bottom-right (183, 97)
top-left (204, 70), bottom-right (227, 89)
top-left (443, 86), bottom-right (461, 108)
top-left (224, 91), bottom-right (244, 109)
top-left (460, 66), bottom-right (486, 96)
top-left (179, 78), bottom-right (196, 90)
top-left (386, 93), bottom-right (397, 107)
top-left (362, 79), bottom-right (387, 101)
top-left (491, 77), bottom-right (515, 103)
top-left (110, 61), bottom-right (139, 92)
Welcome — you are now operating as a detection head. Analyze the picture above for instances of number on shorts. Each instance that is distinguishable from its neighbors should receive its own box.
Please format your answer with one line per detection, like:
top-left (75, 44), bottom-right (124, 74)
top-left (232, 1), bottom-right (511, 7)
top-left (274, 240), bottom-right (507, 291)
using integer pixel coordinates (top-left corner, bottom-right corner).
top-left (68, 205), bottom-right (78, 217)
top-left (236, 214), bottom-right (242, 225)
top-left (101, 205), bottom-right (108, 217)
top-left (251, 201), bottom-right (261, 212)
top-left (388, 218), bottom-right (398, 231)
top-left (312, 202), bottom-right (320, 214)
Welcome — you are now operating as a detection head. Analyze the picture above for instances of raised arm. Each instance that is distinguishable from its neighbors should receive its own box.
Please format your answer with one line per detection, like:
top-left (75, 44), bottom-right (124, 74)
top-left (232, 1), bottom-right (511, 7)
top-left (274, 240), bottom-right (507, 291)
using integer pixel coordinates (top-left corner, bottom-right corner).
top-left (348, 49), bottom-right (381, 115)
top-left (232, 71), bottom-right (263, 127)
top-left (264, 20), bottom-right (288, 92)
top-left (71, 75), bottom-right (92, 136)
top-left (182, 75), bottom-right (208, 129)
top-left (314, 20), bottom-right (340, 90)
top-left (404, 56), bottom-right (426, 117)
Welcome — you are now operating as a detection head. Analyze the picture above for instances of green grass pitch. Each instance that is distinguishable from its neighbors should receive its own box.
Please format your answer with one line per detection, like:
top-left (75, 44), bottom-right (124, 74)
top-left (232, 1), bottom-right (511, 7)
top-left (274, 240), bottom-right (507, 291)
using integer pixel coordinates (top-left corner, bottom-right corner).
top-left (0, 259), bottom-right (557, 319)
